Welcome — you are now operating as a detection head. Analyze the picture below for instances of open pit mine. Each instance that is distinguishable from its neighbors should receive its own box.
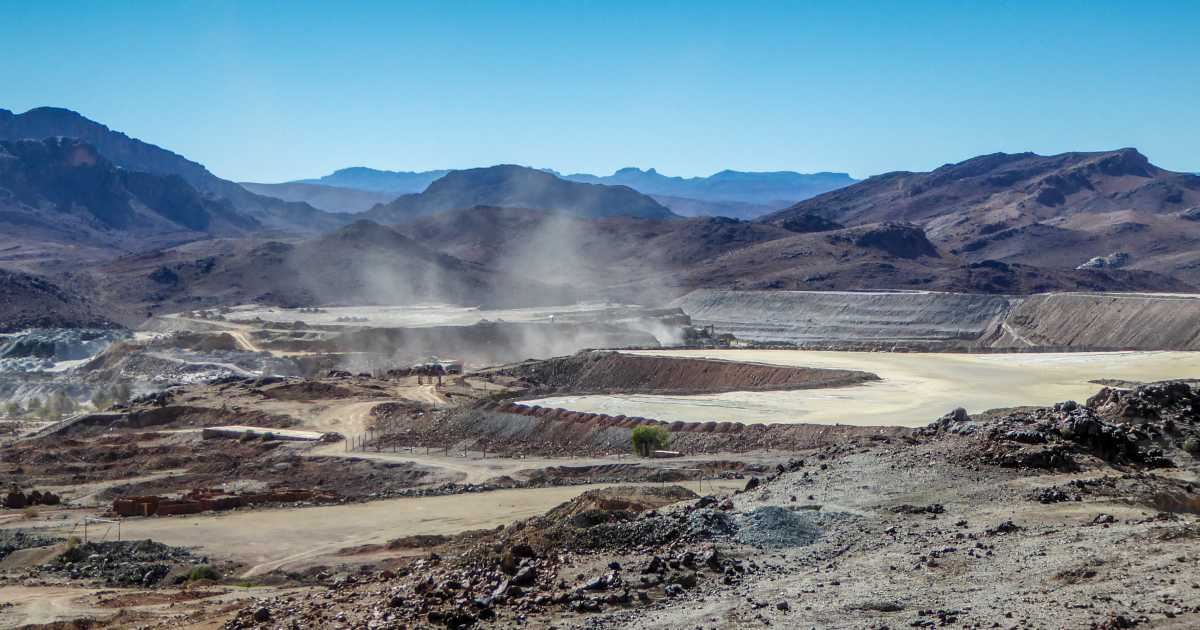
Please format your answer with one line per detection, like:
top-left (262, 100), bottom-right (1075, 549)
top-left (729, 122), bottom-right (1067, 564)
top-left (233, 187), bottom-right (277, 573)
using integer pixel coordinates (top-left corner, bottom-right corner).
top-left (1, 289), bottom-right (1199, 630)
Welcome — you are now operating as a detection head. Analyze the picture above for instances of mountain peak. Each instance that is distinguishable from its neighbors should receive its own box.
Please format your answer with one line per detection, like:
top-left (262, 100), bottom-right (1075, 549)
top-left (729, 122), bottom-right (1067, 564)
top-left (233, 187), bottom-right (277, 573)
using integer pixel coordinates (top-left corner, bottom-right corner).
top-left (363, 164), bottom-right (675, 222)
top-left (0, 105), bottom-right (342, 234)
top-left (613, 166), bottom-right (656, 176)
top-left (560, 167), bottom-right (858, 207)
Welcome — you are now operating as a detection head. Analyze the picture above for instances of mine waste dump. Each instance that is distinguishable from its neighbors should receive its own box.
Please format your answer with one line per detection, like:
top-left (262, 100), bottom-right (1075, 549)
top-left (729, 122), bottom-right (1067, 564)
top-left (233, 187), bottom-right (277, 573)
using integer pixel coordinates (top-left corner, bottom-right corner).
top-left (675, 289), bottom-right (1200, 351)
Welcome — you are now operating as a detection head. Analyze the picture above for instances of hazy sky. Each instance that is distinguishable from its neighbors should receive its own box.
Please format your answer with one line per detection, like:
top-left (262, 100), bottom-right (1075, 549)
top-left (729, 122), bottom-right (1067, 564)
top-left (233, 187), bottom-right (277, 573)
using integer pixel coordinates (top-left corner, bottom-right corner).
top-left (2, 1), bottom-right (1197, 182)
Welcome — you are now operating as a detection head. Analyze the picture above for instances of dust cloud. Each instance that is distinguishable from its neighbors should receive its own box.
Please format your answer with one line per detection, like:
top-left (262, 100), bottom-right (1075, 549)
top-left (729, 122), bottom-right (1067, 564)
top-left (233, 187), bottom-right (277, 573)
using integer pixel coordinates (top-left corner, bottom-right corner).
top-left (283, 210), bottom-right (686, 366)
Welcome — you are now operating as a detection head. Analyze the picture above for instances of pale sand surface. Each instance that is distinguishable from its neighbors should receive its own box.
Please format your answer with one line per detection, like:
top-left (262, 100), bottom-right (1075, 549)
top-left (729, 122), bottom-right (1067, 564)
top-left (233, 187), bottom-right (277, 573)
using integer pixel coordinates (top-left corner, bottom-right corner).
top-left (523, 350), bottom-right (1200, 427)
top-left (7, 481), bottom-right (740, 577)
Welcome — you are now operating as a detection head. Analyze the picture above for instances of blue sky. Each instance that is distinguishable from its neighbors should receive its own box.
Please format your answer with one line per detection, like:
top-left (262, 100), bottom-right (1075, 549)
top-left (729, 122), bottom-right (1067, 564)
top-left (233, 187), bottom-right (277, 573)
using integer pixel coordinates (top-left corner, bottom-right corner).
top-left (2, 1), bottom-right (1196, 182)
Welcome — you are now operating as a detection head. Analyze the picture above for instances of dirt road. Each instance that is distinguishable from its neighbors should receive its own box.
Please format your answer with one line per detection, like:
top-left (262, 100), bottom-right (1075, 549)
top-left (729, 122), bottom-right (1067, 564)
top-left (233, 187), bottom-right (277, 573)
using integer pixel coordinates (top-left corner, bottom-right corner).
top-left (226, 329), bottom-right (259, 353)
top-left (0, 584), bottom-right (303, 628)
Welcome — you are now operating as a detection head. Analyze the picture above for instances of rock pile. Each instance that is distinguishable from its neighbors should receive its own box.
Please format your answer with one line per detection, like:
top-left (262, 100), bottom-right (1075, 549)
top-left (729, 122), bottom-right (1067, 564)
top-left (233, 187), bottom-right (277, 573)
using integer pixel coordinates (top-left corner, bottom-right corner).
top-left (0, 530), bottom-right (57, 561)
top-left (926, 381), bottom-right (1200, 470)
top-left (37, 539), bottom-right (200, 587)
top-left (734, 506), bottom-right (824, 548)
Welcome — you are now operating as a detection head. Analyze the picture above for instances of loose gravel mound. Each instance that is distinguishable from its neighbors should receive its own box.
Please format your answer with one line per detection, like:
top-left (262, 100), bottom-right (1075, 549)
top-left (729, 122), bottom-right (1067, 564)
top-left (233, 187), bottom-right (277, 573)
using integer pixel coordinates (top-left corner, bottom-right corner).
top-left (735, 506), bottom-right (824, 548)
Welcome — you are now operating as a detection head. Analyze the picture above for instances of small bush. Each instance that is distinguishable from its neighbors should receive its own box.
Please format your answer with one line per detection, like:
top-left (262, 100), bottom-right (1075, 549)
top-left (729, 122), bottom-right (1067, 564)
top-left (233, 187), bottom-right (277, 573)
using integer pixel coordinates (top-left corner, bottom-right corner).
top-left (1183, 437), bottom-right (1200, 454)
top-left (188, 565), bottom-right (221, 582)
top-left (66, 535), bottom-right (81, 549)
top-left (631, 426), bottom-right (670, 458)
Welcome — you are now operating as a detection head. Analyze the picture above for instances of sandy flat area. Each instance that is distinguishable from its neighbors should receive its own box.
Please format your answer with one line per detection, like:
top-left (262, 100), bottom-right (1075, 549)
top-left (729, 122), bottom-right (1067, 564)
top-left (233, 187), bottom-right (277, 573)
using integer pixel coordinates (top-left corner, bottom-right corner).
top-left (8, 481), bottom-right (737, 577)
top-left (523, 350), bottom-right (1200, 427)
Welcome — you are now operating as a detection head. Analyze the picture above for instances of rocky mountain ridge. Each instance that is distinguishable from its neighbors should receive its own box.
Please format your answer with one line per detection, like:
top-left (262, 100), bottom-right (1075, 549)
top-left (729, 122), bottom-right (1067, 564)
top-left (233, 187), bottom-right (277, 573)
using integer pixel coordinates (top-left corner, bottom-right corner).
top-left (0, 107), bottom-right (344, 233)
top-left (562, 166), bottom-right (857, 206)
top-left (0, 137), bottom-right (256, 244)
top-left (763, 148), bottom-right (1200, 283)
top-left (363, 165), bottom-right (677, 222)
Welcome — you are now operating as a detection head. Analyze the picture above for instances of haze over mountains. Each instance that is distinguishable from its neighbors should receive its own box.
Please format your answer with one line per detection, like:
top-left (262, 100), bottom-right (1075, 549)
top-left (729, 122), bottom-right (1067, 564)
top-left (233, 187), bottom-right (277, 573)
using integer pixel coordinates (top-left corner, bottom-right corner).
top-left (238, 182), bottom-right (396, 214)
top-left (361, 165), bottom-right (677, 222)
top-left (562, 167), bottom-right (856, 203)
top-left (260, 165), bottom-right (857, 218)
top-left (2, 104), bottom-right (1199, 331)
top-left (296, 167), bottom-right (452, 194)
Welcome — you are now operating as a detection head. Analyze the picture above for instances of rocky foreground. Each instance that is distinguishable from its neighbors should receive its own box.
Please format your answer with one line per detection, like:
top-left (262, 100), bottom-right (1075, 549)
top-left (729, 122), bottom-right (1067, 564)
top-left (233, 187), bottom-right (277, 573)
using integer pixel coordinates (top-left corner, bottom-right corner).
top-left (130, 381), bottom-right (1200, 630)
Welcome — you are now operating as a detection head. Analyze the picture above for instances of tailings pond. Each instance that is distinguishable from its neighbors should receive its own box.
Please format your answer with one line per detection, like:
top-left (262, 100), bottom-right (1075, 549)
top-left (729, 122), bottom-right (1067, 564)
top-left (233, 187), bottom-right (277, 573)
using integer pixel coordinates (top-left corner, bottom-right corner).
top-left (523, 350), bottom-right (1200, 427)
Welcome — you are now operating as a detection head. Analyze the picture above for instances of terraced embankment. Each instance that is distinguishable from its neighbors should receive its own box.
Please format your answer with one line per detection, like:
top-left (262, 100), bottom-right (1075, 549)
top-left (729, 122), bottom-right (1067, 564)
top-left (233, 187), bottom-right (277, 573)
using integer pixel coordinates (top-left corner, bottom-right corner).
top-left (993, 293), bottom-right (1200, 350)
top-left (494, 351), bottom-right (877, 395)
top-left (674, 289), bottom-right (1200, 350)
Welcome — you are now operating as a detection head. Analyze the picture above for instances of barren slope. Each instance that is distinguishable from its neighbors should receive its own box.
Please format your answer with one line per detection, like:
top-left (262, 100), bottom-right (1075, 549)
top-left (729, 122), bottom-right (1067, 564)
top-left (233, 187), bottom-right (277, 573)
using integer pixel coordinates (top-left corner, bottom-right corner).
top-left (762, 148), bottom-right (1200, 283)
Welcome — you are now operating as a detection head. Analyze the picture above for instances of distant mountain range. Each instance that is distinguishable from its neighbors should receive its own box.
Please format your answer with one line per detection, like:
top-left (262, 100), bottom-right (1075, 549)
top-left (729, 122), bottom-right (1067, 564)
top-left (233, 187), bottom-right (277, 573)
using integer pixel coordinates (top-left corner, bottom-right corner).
top-left (0, 107), bottom-right (343, 233)
top-left (0, 107), bottom-right (691, 241)
top-left (560, 167), bottom-right (857, 206)
top-left (3, 103), bottom-right (1199, 329)
top-left (0, 137), bottom-right (256, 248)
top-left (295, 167), bottom-right (451, 194)
top-left (239, 181), bottom-right (396, 213)
top-left (281, 165), bottom-right (858, 218)
top-left (361, 165), bottom-right (677, 222)
top-left (763, 148), bottom-right (1200, 285)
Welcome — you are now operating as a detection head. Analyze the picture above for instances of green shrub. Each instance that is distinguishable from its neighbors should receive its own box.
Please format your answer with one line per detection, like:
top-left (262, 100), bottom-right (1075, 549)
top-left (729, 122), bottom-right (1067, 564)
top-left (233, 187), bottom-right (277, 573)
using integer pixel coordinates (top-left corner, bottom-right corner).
top-left (1183, 437), bottom-right (1200, 454)
top-left (188, 565), bottom-right (221, 582)
top-left (631, 426), bottom-right (670, 458)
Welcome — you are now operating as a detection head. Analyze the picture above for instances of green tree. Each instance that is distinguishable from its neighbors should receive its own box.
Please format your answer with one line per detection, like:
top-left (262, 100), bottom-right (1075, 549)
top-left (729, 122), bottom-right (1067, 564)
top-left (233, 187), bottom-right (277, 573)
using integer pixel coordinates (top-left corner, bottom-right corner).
top-left (631, 425), bottom-right (671, 458)
top-left (187, 565), bottom-right (221, 582)
top-left (4, 401), bottom-right (22, 418)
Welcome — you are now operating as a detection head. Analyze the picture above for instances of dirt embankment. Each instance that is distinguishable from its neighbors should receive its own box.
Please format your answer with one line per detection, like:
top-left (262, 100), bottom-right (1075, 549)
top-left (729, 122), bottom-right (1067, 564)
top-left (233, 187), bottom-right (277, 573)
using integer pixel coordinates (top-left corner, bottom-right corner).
top-left (992, 293), bottom-right (1200, 350)
top-left (61, 405), bottom-right (297, 437)
top-left (495, 351), bottom-right (877, 396)
top-left (370, 403), bottom-right (908, 457)
top-left (675, 289), bottom-right (1200, 351)
top-left (674, 289), bottom-right (1016, 348)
